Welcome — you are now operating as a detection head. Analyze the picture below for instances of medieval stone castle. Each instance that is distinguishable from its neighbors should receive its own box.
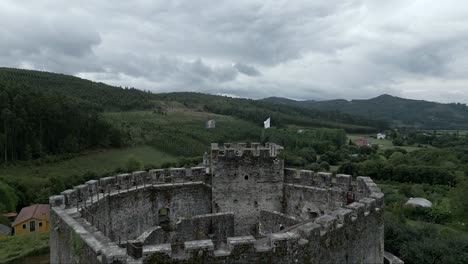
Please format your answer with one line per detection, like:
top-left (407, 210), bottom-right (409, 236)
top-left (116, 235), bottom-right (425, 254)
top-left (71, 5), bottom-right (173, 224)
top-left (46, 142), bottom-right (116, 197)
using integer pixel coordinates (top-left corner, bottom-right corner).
top-left (49, 143), bottom-right (390, 263)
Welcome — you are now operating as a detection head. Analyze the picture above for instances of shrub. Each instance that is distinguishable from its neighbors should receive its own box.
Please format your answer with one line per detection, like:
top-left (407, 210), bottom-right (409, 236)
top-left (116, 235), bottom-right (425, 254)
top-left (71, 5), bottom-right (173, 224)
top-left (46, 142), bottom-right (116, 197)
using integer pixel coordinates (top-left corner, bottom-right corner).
top-left (126, 155), bottom-right (142, 172)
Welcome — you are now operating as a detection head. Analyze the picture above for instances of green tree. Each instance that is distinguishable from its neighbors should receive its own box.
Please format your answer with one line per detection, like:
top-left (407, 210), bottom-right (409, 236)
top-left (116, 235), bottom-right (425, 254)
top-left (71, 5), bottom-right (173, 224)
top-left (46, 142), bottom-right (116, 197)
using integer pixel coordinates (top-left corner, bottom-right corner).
top-left (0, 181), bottom-right (18, 212)
top-left (450, 179), bottom-right (468, 220)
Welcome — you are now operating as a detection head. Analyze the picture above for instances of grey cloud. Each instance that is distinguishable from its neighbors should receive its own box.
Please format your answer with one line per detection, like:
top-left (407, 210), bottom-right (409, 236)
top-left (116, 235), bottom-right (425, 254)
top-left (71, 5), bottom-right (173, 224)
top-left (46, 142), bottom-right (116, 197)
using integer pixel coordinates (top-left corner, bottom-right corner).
top-left (2, 0), bottom-right (468, 103)
top-left (234, 63), bottom-right (260, 76)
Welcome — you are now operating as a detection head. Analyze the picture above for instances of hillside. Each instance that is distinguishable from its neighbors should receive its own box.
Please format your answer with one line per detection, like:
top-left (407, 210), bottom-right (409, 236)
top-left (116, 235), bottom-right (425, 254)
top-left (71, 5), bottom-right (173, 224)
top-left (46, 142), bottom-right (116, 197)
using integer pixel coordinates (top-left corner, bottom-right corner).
top-left (264, 94), bottom-right (468, 129)
top-left (0, 67), bottom-right (384, 132)
top-left (0, 67), bottom-right (155, 111)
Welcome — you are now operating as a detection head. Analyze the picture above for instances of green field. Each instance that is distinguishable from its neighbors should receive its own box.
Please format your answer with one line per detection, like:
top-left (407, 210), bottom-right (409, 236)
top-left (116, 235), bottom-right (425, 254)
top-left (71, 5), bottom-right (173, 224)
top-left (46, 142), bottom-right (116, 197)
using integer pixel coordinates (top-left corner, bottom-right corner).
top-left (0, 146), bottom-right (177, 204)
top-left (0, 146), bottom-right (176, 181)
top-left (0, 233), bottom-right (49, 264)
top-left (104, 110), bottom-right (263, 157)
top-left (347, 134), bottom-right (432, 152)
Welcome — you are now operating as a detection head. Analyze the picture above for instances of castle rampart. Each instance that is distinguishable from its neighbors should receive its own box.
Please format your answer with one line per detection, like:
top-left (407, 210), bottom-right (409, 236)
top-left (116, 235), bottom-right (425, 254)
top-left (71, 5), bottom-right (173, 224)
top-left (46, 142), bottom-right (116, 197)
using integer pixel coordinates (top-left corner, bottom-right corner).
top-left (49, 143), bottom-right (388, 264)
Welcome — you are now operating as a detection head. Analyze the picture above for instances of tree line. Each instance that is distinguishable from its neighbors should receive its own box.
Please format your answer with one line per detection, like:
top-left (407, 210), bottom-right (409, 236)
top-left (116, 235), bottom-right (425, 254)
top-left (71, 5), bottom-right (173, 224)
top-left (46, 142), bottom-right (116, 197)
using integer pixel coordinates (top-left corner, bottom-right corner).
top-left (0, 83), bottom-right (124, 164)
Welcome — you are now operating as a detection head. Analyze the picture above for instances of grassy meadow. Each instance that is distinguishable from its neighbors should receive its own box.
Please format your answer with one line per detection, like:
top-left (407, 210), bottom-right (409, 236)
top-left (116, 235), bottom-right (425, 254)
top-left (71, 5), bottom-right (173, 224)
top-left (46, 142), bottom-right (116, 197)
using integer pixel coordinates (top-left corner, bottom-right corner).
top-left (0, 146), bottom-right (177, 206)
top-left (0, 146), bottom-right (176, 181)
top-left (104, 109), bottom-right (263, 157)
top-left (0, 233), bottom-right (49, 264)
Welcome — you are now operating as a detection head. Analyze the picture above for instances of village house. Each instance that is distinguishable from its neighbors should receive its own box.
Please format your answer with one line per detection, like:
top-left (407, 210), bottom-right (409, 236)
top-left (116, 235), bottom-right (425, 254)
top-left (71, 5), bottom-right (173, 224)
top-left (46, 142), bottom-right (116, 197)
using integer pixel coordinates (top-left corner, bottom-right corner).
top-left (354, 138), bottom-right (370, 146)
top-left (12, 204), bottom-right (50, 235)
top-left (377, 133), bottom-right (386, 139)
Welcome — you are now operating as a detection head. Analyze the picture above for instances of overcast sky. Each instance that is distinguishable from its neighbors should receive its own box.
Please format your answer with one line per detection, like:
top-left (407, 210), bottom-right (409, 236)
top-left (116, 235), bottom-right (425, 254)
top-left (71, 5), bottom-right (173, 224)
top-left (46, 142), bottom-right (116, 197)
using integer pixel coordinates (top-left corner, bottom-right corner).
top-left (1, 1), bottom-right (468, 103)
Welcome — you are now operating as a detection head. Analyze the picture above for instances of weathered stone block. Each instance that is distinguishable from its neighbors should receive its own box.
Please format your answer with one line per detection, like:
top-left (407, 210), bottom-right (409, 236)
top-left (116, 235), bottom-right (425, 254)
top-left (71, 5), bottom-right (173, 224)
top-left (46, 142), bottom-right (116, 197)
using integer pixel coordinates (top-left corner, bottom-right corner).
top-left (99, 176), bottom-right (115, 193)
top-left (316, 172), bottom-right (332, 187)
top-left (359, 197), bottom-right (377, 213)
top-left (85, 180), bottom-right (98, 196)
top-left (227, 236), bottom-right (256, 254)
top-left (297, 222), bottom-right (321, 240)
top-left (346, 202), bottom-right (366, 219)
top-left (61, 189), bottom-right (77, 208)
top-left (331, 208), bottom-right (353, 225)
top-left (315, 215), bottom-right (337, 233)
top-left (49, 195), bottom-right (65, 208)
top-left (184, 239), bottom-right (214, 258)
top-left (73, 184), bottom-right (89, 202)
top-left (336, 174), bottom-right (352, 190)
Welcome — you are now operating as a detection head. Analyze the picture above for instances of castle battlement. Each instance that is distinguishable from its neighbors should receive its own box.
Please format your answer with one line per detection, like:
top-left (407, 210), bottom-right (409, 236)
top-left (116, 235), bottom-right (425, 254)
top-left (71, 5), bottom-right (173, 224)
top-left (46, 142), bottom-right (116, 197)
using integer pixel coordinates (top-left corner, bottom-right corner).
top-left (211, 142), bottom-right (284, 158)
top-left (49, 143), bottom-right (385, 264)
top-left (129, 195), bottom-right (382, 263)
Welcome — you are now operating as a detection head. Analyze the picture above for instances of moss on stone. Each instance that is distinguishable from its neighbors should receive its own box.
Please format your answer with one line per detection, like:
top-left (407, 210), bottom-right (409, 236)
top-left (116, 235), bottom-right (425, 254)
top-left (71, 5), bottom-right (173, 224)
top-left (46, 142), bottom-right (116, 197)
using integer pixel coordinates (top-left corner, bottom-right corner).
top-left (70, 230), bottom-right (84, 258)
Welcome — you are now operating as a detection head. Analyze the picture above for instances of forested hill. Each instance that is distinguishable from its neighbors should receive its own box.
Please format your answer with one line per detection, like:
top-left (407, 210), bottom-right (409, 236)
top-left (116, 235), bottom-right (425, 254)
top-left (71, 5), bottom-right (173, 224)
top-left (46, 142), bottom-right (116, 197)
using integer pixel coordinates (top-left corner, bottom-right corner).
top-left (263, 94), bottom-right (468, 129)
top-left (0, 67), bottom-right (386, 132)
top-left (0, 67), bottom-right (154, 111)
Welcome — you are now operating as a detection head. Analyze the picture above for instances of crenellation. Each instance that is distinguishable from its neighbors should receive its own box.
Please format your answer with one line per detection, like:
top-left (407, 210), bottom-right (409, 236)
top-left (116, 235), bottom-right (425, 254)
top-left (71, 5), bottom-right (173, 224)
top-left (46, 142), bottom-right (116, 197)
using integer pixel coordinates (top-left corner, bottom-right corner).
top-left (212, 142), bottom-right (283, 159)
top-left (184, 239), bottom-right (214, 258)
top-left (132, 171), bottom-right (148, 186)
top-left (60, 189), bottom-right (77, 208)
top-left (336, 174), bottom-right (352, 190)
top-left (316, 172), bottom-right (332, 187)
top-left (359, 197), bottom-right (377, 214)
top-left (73, 184), bottom-right (89, 202)
top-left (346, 202), bottom-right (366, 220)
top-left (227, 236), bottom-right (256, 254)
top-left (315, 214), bottom-right (338, 234)
top-left (50, 142), bottom-right (385, 264)
top-left (297, 222), bottom-right (321, 240)
top-left (85, 180), bottom-right (99, 196)
top-left (143, 243), bottom-right (172, 259)
top-left (99, 176), bottom-right (116, 193)
top-left (49, 195), bottom-right (65, 208)
top-left (330, 208), bottom-right (353, 226)
top-left (116, 173), bottom-right (132, 189)
top-left (370, 192), bottom-right (385, 208)
top-left (268, 232), bottom-right (300, 252)
top-left (149, 169), bottom-right (165, 183)
top-left (300, 170), bottom-right (314, 185)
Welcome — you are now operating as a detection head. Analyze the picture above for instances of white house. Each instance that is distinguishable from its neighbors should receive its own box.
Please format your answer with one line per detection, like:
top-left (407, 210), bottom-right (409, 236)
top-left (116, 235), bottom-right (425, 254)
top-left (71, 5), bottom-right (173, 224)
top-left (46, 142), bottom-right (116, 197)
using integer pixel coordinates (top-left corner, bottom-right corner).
top-left (377, 133), bottom-right (386, 139)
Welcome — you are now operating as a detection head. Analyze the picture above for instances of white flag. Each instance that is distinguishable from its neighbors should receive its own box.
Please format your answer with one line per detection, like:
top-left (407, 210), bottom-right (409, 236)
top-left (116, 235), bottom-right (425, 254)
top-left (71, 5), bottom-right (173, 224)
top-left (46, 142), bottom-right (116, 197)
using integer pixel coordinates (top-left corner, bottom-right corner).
top-left (264, 117), bottom-right (271, 129)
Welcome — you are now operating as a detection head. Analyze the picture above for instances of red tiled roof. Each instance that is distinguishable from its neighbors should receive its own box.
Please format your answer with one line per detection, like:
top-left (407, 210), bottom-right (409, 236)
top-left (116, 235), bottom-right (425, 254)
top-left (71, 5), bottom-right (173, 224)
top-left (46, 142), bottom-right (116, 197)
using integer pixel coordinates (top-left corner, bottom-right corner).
top-left (2, 212), bottom-right (17, 218)
top-left (12, 204), bottom-right (49, 227)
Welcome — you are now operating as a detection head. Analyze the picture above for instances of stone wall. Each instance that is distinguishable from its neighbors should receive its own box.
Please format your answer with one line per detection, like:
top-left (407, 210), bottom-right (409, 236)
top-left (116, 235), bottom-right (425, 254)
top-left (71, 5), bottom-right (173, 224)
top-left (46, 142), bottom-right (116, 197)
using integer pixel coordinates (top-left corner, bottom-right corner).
top-left (171, 212), bottom-right (235, 247)
top-left (142, 197), bottom-right (383, 264)
top-left (86, 182), bottom-right (212, 241)
top-left (283, 184), bottom-right (347, 220)
top-left (50, 208), bottom-right (101, 264)
top-left (258, 210), bottom-right (301, 235)
top-left (50, 143), bottom-right (386, 264)
top-left (49, 198), bottom-right (126, 264)
top-left (210, 143), bottom-right (284, 236)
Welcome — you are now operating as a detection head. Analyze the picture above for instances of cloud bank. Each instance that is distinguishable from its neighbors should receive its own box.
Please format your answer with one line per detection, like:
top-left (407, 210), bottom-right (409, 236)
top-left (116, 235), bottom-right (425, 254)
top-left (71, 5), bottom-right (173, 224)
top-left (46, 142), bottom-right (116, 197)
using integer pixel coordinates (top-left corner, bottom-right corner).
top-left (1, 0), bottom-right (468, 102)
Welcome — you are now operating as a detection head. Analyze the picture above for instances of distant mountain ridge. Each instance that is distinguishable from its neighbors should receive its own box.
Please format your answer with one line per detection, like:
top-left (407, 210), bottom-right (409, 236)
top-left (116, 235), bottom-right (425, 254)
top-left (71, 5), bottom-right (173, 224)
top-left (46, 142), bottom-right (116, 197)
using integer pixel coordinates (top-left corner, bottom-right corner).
top-left (0, 67), bottom-right (386, 132)
top-left (263, 94), bottom-right (468, 129)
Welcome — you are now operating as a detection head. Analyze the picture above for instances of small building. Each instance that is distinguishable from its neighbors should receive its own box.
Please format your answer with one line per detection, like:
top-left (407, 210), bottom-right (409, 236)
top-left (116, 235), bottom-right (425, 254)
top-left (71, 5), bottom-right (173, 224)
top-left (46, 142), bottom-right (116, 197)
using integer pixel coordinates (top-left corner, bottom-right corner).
top-left (0, 224), bottom-right (11, 238)
top-left (405, 197), bottom-right (432, 208)
top-left (377, 133), bottom-right (386, 140)
top-left (12, 204), bottom-right (50, 235)
top-left (354, 138), bottom-right (370, 146)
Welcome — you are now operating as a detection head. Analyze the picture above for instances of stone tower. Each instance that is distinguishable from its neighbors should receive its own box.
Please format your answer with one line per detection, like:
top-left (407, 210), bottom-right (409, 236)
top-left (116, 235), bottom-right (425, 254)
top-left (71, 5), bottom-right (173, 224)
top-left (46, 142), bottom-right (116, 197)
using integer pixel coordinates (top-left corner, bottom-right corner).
top-left (210, 143), bottom-right (284, 236)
